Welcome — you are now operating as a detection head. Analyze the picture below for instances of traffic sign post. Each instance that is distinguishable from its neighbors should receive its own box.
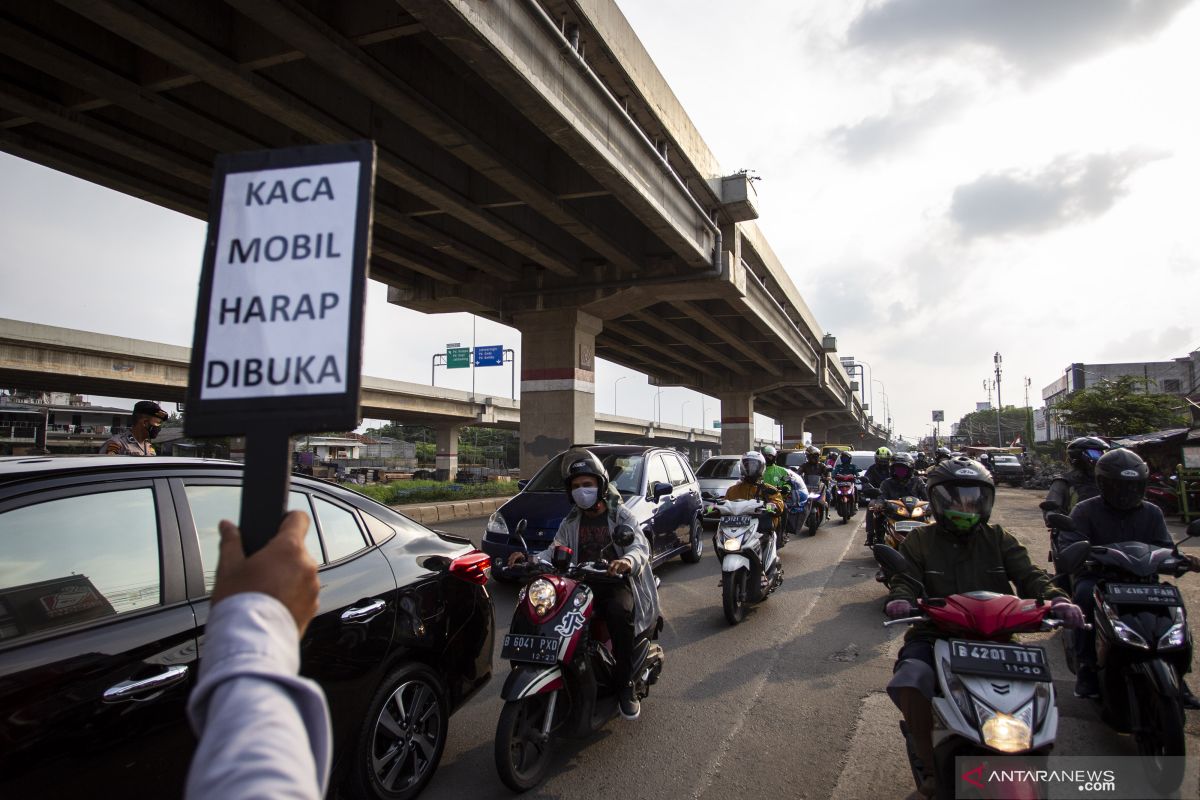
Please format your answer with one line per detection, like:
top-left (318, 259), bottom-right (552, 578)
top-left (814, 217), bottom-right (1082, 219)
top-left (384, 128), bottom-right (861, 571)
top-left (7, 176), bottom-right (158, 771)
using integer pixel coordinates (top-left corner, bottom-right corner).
top-left (474, 345), bottom-right (504, 366)
top-left (185, 140), bottom-right (376, 555)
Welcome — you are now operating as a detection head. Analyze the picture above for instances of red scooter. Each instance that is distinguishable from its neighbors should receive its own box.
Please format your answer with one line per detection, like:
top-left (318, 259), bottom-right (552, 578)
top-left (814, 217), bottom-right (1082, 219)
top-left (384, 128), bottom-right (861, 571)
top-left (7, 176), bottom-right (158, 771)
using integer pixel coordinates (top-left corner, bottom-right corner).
top-left (833, 474), bottom-right (857, 523)
top-left (494, 523), bottom-right (664, 792)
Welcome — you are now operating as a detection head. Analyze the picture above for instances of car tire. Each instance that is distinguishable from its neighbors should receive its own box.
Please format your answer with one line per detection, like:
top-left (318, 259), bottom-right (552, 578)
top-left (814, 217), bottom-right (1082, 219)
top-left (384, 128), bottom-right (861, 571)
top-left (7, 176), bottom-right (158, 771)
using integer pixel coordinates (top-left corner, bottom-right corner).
top-left (351, 663), bottom-right (449, 800)
top-left (681, 516), bottom-right (703, 563)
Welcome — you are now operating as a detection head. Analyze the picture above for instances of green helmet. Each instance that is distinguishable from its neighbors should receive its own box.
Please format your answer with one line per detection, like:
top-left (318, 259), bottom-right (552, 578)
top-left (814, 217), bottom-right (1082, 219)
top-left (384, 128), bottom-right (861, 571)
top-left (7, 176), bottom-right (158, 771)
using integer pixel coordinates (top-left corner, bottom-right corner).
top-left (874, 446), bottom-right (893, 467)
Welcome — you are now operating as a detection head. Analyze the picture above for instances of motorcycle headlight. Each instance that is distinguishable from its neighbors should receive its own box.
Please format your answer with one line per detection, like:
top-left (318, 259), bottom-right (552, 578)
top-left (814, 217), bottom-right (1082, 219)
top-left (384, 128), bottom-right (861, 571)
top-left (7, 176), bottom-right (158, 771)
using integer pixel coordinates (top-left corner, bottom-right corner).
top-left (723, 537), bottom-right (743, 552)
top-left (1159, 622), bottom-right (1187, 650)
top-left (528, 578), bottom-right (557, 617)
top-left (485, 511), bottom-right (509, 537)
top-left (1103, 603), bottom-right (1150, 650)
top-left (976, 702), bottom-right (1034, 753)
top-left (911, 506), bottom-right (926, 518)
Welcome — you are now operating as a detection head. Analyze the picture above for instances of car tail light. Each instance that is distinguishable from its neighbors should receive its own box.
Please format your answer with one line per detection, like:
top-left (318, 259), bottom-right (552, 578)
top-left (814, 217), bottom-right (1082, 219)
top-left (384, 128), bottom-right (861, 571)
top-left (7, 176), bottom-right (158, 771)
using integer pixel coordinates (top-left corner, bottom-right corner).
top-left (449, 550), bottom-right (491, 585)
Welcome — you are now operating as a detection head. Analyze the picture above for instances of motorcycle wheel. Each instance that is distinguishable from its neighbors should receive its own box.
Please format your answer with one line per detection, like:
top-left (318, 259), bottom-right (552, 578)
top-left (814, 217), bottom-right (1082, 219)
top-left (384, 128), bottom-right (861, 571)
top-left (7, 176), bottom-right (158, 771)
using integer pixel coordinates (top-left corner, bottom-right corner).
top-left (722, 569), bottom-right (748, 625)
top-left (494, 694), bottom-right (556, 793)
top-left (807, 510), bottom-right (821, 536)
top-left (1134, 680), bottom-right (1186, 793)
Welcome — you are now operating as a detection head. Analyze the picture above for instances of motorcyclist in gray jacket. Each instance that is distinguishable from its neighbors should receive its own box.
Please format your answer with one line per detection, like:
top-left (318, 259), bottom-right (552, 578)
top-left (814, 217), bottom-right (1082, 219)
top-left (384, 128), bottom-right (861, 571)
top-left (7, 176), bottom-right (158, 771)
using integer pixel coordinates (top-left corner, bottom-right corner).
top-left (508, 448), bottom-right (660, 720)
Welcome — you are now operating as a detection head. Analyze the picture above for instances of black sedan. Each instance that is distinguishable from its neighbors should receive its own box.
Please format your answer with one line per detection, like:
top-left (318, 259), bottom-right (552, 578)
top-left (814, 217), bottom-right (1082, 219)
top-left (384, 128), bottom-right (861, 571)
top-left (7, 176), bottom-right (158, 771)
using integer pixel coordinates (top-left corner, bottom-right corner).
top-left (0, 456), bottom-right (493, 800)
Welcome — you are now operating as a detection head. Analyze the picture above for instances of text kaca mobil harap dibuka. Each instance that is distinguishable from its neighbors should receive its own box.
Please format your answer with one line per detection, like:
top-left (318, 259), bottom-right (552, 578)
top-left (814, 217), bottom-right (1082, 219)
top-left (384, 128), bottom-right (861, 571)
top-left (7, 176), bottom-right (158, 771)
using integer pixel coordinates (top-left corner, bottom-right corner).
top-left (206, 174), bottom-right (347, 391)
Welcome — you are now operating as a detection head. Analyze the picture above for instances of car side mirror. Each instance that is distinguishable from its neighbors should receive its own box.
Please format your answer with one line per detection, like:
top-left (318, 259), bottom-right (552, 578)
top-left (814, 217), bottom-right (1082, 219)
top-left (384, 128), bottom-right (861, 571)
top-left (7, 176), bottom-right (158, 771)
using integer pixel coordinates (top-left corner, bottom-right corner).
top-left (651, 481), bottom-right (672, 501)
top-left (612, 523), bottom-right (636, 548)
top-left (1045, 512), bottom-right (1074, 532)
top-left (517, 479), bottom-right (529, 490)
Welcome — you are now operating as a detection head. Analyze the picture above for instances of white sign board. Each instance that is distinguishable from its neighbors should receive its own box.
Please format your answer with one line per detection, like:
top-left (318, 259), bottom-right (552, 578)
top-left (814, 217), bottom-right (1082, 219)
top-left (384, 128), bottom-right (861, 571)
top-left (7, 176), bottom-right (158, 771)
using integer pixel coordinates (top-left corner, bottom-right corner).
top-left (186, 141), bottom-right (375, 437)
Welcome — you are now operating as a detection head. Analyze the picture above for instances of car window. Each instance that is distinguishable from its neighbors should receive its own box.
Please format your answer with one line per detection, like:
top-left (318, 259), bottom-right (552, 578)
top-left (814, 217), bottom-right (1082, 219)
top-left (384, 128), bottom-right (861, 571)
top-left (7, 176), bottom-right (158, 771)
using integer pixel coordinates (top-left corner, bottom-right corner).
top-left (994, 456), bottom-right (1019, 464)
top-left (185, 484), bottom-right (323, 593)
top-left (313, 497), bottom-right (368, 562)
top-left (662, 453), bottom-right (687, 486)
top-left (696, 458), bottom-right (740, 479)
top-left (0, 488), bottom-right (160, 643)
top-left (675, 455), bottom-right (696, 483)
top-left (852, 454), bottom-right (875, 471)
top-left (603, 455), bottom-right (644, 497)
top-left (784, 451), bottom-right (806, 468)
top-left (361, 511), bottom-right (396, 544)
top-left (645, 455), bottom-right (670, 494)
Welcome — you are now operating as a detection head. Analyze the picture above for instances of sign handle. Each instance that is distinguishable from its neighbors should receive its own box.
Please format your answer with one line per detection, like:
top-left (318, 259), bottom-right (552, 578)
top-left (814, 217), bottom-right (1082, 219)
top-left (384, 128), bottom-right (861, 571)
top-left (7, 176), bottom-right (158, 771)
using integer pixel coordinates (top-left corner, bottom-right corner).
top-left (238, 424), bottom-right (293, 556)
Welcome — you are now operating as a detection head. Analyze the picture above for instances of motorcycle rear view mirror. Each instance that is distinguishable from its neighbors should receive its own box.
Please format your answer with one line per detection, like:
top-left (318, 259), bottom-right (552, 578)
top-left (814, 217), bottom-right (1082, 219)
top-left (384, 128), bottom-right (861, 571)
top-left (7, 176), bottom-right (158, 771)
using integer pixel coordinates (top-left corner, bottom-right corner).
top-left (872, 544), bottom-right (925, 597)
top-left (1038, 500), bottom-right (1058, 512)
top-left (1045, 512), bottom-right (1074, 532)
top-left (512, 519), bottom-right (530, 555)
top-left (612, 523), bottom-right (636, 548)
top-left (1177, 519), bottom-right (1200, 549)
top-left (862, 487), bottom-right (881, 499)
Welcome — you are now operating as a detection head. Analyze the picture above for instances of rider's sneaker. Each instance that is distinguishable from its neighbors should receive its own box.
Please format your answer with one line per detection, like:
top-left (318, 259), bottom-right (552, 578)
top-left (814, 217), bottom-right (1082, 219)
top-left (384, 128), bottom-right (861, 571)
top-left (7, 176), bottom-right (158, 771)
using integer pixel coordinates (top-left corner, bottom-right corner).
top-left (1074, 666), bottom-right (1100, 699)
top-left (619, 685), bottom-right (641, 721)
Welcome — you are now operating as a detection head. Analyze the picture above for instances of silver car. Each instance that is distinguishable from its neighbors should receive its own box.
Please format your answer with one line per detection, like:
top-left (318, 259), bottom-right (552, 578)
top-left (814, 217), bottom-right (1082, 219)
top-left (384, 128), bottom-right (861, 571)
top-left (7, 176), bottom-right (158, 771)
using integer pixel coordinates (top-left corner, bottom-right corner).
top-left (696, 455), bottom-right (742, 499)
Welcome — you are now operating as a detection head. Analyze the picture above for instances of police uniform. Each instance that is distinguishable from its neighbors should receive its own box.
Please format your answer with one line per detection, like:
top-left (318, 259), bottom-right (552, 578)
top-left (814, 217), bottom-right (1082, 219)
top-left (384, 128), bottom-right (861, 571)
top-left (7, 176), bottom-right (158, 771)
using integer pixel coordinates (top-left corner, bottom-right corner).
top-left (100, 400), bottom-right (167, 456)
top-left (100, 431), bottom-right (156, 456)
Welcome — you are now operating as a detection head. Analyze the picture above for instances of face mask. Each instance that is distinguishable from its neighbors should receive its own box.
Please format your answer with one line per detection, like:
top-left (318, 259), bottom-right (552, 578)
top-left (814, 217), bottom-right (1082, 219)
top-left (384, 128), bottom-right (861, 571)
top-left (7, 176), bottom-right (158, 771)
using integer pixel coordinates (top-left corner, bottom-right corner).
top-left (571, 486), bottom-right (599, 508)
top-left (146, 424), bottom-right (161, 440)
top-left (943, 509), bottom-right (979, 533)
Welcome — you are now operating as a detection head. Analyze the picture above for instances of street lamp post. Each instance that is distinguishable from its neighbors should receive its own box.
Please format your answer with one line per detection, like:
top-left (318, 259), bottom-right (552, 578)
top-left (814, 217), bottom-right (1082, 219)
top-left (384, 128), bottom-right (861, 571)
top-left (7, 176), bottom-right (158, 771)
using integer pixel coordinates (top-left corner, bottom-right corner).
top-left (994, 352), bottom-right (1003, 446)
top-left (613, 376), bottom-right (627, 416)
top-left (654, 388), bottom-right (663, 424)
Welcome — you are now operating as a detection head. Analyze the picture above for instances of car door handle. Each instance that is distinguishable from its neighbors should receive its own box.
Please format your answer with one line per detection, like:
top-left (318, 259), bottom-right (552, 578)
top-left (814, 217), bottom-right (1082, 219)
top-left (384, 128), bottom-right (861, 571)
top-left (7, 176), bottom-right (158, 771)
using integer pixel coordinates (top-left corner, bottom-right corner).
top-left (340, 598), bottom-right (387, 624)
top-left (103, 664), bottom-right (189, 703)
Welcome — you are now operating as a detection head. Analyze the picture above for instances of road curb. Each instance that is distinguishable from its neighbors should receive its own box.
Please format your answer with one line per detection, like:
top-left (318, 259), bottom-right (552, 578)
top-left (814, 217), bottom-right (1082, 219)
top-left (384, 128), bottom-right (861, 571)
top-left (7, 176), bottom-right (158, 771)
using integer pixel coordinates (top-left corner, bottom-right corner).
top-left (392, 495), bottom-right (509, 525)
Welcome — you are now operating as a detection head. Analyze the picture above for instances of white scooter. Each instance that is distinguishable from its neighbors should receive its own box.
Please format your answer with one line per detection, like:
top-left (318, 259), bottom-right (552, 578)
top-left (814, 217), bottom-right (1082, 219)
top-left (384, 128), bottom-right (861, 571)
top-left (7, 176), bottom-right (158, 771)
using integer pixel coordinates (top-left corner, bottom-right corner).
top-left (710, 498), bottom-right (782, 625)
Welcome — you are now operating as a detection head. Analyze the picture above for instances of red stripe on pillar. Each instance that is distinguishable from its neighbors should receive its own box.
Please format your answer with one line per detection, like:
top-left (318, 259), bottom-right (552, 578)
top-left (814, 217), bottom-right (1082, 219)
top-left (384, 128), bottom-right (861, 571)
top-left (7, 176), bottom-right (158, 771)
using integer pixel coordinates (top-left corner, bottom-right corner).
top-left (521, 368), bottom-right (593, 381)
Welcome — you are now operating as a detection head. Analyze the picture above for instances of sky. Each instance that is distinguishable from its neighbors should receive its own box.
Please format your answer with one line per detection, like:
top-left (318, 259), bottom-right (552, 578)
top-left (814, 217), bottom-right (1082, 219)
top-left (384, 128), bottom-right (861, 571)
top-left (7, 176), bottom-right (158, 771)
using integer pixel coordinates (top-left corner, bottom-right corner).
top-left (2, 0), bottom-right (1198, 444)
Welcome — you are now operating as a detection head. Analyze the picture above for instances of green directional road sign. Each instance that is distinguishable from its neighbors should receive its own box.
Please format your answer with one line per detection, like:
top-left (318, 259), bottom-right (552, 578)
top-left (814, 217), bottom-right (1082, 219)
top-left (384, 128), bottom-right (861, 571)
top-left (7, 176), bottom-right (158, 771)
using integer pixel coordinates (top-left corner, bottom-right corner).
top-left (447, 347), bottom-right (470, 369)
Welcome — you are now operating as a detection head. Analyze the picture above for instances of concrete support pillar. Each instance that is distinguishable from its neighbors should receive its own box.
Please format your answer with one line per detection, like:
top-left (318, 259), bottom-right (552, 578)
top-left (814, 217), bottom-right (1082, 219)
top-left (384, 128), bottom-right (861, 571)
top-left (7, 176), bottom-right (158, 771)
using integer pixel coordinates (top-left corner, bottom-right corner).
top-left (718, 390), bottom-right (755, 454)
top-left (435, 422), bottom-right (462, 481)
top-left (781, 410), bottom-right (808, 451)
top-left (515, 309), bottom-right (602, 477)
top-left (807, 420), bottom-right (830, 446)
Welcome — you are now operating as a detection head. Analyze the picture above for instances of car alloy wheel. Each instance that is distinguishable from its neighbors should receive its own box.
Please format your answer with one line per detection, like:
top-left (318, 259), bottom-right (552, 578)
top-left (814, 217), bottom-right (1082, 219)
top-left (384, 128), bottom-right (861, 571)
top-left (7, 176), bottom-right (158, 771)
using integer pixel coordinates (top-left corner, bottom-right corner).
top-left (355, 664), bottom-right (448, 800)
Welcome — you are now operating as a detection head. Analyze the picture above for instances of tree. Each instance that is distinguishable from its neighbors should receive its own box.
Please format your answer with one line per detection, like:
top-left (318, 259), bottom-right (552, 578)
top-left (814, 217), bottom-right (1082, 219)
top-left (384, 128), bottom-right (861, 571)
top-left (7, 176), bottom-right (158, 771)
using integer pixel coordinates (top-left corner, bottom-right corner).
top-left (954, 406), bottom-right (1032, 446)
top-left (1050, 376), bottom-right (1188, 437)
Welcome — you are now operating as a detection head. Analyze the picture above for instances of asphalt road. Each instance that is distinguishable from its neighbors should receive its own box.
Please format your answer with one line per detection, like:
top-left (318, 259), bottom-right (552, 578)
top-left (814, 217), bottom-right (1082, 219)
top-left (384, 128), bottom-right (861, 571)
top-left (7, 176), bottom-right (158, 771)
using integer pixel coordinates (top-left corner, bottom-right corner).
top-left (421, 490), bottom-right (1200, 799)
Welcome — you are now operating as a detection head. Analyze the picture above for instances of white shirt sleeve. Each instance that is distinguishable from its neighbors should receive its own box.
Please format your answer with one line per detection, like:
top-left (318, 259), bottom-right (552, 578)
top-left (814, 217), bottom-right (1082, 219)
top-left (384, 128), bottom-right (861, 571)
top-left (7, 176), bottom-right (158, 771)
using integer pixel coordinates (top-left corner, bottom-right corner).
top-left (186, 593), bottom-right (332, 800)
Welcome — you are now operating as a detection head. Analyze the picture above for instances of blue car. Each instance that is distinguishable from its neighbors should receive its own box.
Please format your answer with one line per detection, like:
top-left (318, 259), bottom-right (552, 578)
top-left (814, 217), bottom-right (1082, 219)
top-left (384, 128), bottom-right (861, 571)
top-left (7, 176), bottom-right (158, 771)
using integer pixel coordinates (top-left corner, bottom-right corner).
top-left (482, 444), bottom-right (705, 573)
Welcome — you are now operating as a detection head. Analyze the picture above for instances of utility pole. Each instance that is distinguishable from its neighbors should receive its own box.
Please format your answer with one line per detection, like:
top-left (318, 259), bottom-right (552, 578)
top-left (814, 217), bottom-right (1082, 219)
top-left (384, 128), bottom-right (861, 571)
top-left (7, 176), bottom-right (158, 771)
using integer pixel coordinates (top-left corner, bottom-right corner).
top-left (994, 352), bottom-right (1003, 447)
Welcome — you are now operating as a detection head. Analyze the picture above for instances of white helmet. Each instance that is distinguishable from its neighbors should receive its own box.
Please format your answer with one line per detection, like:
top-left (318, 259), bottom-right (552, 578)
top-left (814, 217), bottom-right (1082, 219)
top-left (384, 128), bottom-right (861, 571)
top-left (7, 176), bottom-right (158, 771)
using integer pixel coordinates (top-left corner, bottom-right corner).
top-left (741, 450), bottom-right (766, 482)
top-left (761, 445), bottom-right (778, 458)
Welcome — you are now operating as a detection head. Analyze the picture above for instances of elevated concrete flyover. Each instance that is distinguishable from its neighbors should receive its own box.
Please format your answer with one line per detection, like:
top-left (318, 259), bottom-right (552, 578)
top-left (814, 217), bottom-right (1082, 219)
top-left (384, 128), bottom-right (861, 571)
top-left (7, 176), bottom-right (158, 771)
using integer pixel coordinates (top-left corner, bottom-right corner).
top-left (0, 317), bottom-right (730, 470)
top-left (0, 0), bottom-right (888, 473)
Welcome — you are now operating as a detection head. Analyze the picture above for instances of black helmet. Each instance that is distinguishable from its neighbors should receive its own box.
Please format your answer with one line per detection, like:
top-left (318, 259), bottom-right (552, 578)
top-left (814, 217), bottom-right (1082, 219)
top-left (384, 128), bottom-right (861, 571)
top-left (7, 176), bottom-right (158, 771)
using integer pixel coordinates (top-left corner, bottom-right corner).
top-left (1095, 448), bottom-right (1148, 512)
top-left (1067, 436), bottom-right (1110, 476)
top-left (934, 446), bottom-right (952, 463)
top-left (926, 456), bottom-right (995, 534)
top-left (890, 452), bottom-right (915, 482)
top-left (561, 448), bottom-right (609, 499)
top-left (840, 451), bottom-right (852, 465)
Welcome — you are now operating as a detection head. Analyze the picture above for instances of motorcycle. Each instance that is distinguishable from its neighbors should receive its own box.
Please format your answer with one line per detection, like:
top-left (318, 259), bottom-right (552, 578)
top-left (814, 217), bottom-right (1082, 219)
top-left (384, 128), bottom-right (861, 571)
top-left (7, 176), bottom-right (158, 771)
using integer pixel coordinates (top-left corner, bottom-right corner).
top-left (876, 545), bottom-right (1069, 799)
top-left (1052, 515), bottom-right (1200, 793)
top-left (709, 498), bottom-right (783, 624)
top-left (1146, 471), bottom-right (1200, 521)
top-left (495, 522), bottom-right (665, 792)
top-left (832, 474), bottom-right (857, 523)
top-left (801, 473), bottom-right (827, 535)
top-left (870, 494), bottom-right (931, 583)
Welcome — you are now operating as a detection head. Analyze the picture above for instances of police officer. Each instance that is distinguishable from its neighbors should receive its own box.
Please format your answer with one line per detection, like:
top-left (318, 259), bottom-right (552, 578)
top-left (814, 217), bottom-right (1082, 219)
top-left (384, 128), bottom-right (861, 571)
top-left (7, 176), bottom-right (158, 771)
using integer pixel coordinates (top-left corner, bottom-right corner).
top-left (101, 400), bottom-right (168, 456)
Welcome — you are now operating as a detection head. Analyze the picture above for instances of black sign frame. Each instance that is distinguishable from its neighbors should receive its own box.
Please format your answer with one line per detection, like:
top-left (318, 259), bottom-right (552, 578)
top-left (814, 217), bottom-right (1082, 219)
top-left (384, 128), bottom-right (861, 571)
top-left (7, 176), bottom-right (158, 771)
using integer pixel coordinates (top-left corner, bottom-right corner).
top-left (184, 140), bottom-right (375, 438)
